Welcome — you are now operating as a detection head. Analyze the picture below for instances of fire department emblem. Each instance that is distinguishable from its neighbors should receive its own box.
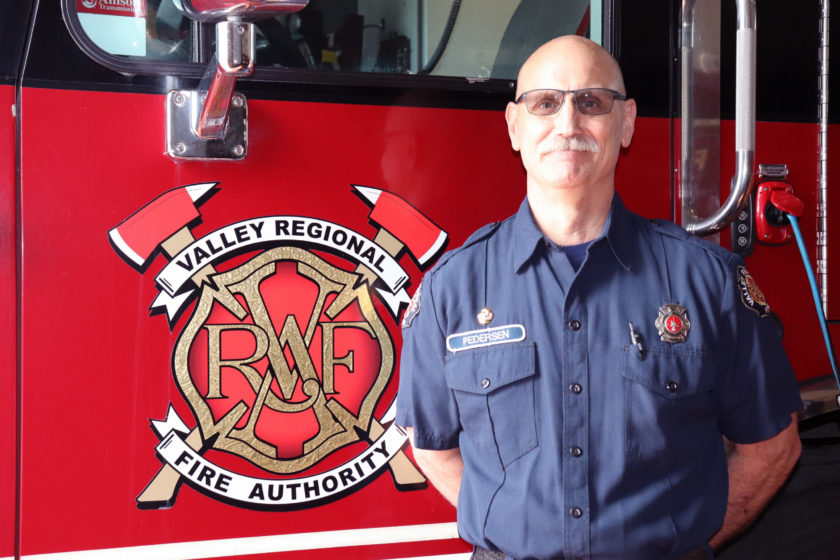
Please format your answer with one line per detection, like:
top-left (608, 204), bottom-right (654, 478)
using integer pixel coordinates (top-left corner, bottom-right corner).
top-left (737, 266), bottom-right (771, 317)
top-left (655, 303), bottom-right (690, 343)
top-left (109, 182), bottom-right (446, 509)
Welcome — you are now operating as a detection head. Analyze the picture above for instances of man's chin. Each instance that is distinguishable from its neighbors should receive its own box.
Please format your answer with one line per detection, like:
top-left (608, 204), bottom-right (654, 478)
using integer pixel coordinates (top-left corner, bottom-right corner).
top-left (534, 174), bottom-right (588, 191)
top-left (537, 162), bottom-right (588, 184)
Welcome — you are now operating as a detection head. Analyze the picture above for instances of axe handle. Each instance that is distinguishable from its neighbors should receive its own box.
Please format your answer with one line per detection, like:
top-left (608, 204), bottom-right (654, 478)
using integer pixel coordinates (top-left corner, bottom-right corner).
top-left (329, 398), bottom-right (425, 488)
top-left (350, 228), bottom-right (425, 486)
top-left (137, 416), bottom-right (424, 506)
top-left (137, 403), bottom-right (247, 508)
top-left (353, 228), bottom-right (406, 287)
top-left (367, 416), bottom-right (426, 488)
top-left (372, 228), bottom-right (405, 258)
top-left (160, 227), bottom-right (197, 259)
top-left (160, 226), bottom-right (218, 287)
top-left (136, 427), bottom-right (203, 507)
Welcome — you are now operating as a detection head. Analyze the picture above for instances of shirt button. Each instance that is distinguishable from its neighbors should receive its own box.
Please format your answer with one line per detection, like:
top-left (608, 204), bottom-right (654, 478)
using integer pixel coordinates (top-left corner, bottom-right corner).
top-left (666, 380), bottom-right (679, 393)
top-left (569, 383), bottom-right (583, 394)
top-left (570, 446), bottom-right (583, 457)
top-left (568, 319), bottom-right (581, 331)
top-left (481, 378), bottom-right (491, 389)
top-left (570, 506), bottom-right (583, 518)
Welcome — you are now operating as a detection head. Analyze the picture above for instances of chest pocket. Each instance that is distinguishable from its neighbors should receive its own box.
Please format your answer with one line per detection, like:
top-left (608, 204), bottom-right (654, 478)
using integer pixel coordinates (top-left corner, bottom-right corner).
top-left (445, 342), bottom-right (537, 468)
top-left (622, 347), bottom-right (717, 460)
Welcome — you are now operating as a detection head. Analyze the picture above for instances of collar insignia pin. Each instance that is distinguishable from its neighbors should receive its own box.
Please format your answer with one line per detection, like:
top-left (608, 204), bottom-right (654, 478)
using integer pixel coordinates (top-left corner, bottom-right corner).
top-left (655, 303), bottom-right (690, 343)
top-left (476, 307), bottom-right (494, 326)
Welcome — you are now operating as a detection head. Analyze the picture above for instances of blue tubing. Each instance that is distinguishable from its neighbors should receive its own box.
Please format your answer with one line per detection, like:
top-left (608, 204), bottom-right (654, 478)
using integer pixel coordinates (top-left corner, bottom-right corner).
top-left (788, 213), bottom-right (840, 390)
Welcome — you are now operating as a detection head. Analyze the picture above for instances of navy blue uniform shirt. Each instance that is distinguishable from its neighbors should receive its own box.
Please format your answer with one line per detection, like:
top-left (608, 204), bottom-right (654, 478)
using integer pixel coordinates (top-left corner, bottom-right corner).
top-left (396, 195), bottom-right (802, 560)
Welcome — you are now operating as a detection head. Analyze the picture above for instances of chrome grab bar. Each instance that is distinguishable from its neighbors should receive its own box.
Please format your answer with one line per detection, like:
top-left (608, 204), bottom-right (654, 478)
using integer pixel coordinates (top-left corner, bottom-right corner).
top-left (685, 0), bottom-right (756, 236)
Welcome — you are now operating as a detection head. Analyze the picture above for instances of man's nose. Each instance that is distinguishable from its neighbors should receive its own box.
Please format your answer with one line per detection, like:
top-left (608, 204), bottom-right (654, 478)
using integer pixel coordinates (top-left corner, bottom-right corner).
top-left (552, 93), bottom-right (583, 135)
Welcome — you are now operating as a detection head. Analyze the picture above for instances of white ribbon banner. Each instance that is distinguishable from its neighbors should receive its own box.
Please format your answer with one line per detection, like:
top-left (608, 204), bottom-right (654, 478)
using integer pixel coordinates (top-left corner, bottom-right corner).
top-left (152, 216), bottom-right (411, 319)
top-left (153, 411), bottom-right (409, 508)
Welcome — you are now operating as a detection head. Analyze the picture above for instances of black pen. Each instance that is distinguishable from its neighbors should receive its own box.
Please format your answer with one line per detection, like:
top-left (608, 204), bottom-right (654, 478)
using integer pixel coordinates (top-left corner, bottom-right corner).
top-left (628, 322), bottom-right (645, 360)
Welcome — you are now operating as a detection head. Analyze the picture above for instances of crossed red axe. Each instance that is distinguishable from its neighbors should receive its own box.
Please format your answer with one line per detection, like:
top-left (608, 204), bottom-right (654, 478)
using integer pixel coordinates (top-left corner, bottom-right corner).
top-left (110, 183), bottom-right (446, 505)
top-left (108, 182), bottom-right (220, 321)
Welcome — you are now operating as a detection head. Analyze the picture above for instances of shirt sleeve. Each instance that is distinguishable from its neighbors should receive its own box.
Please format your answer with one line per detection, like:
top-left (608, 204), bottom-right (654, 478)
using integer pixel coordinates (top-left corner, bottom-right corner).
top-left (716, 256), bottom-right (803, 443)
top-left (395, 271), bottom-right (462, 450)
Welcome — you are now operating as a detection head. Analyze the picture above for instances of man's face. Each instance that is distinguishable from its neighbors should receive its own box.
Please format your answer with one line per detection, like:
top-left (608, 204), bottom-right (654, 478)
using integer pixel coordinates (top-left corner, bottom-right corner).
top-left (505, 38), bottom-right (636, 196)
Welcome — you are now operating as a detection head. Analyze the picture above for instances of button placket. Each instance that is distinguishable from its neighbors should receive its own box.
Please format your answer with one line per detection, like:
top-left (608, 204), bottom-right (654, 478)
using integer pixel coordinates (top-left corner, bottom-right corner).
top-left (562, 303), bottom-right (590, 558)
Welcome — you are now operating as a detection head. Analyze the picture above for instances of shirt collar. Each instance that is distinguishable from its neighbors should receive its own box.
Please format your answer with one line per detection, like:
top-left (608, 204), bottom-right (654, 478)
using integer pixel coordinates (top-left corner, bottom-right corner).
top-left (512, 193), bottom-right (634, 273)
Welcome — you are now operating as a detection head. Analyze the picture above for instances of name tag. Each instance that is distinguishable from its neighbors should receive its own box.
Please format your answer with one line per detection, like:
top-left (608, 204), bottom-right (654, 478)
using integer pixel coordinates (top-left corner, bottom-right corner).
top-left (446, 324), bottom-right (526, 353)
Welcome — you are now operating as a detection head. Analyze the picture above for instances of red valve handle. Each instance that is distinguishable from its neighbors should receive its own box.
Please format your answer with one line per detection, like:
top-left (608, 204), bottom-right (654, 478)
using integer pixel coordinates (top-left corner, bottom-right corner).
top-left (770, 190), bottom-right (805, 217)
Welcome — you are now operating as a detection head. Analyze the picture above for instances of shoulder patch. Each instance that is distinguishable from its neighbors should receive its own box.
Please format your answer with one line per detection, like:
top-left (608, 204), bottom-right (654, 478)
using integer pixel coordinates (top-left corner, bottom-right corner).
top-left (401, 281), bottom-right (423, 328)
top-left (737, 266), bottom-right (771, 317)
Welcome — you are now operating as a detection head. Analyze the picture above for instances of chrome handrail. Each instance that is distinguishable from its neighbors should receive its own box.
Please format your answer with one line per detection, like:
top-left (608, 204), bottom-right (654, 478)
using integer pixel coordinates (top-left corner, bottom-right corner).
top-left (685, 0), bottom-right (756, 236)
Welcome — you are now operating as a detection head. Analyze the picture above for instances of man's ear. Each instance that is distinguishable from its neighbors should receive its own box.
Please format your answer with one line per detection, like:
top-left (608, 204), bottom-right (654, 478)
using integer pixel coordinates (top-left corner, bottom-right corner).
top-left (505, 101), bottom-right (522, 152)
top-left (621, 98), bottom-right (637, 148)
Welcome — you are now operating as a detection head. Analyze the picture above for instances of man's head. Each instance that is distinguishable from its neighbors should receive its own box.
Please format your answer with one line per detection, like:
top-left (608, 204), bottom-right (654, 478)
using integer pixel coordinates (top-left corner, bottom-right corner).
top-left (505, 36), bottom-right (636, 199)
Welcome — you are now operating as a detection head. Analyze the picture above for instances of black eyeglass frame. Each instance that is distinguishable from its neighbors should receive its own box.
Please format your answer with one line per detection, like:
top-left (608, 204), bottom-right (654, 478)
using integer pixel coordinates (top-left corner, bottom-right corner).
top-left (514, 88), bottom-right (628, 116)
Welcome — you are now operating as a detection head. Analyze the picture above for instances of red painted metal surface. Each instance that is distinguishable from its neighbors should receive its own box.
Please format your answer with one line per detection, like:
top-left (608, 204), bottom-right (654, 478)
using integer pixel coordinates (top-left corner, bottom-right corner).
top-left (16, 86), bottom-right (527, 557)
top-left (0, 83), bottom-right (18, 560)
top-left (724, 120), bottom-right (833, 382)
top-left (671, 117), bottom-right (833, 383)
top-left (12, 84), bottom-right (834, 558)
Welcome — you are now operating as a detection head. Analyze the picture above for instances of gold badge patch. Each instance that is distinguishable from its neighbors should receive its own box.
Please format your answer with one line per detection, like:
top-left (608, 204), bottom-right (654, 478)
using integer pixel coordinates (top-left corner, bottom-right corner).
top-left (737, 266), bottom-right (771, 317)
top-left (401, 281), bottom-right (423, 328)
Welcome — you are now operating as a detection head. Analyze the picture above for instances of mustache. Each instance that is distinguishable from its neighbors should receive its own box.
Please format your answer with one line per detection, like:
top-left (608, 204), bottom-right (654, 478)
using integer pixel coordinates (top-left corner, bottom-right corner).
top-left (538, 136), bottom-right (600, 154)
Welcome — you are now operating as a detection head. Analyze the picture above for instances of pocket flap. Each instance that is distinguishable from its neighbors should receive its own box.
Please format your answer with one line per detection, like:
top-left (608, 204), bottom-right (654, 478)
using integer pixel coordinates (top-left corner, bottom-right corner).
top-left (444, 342), bottom-right (536, 395)
top-left (622, 347), bottom-right (714, 398)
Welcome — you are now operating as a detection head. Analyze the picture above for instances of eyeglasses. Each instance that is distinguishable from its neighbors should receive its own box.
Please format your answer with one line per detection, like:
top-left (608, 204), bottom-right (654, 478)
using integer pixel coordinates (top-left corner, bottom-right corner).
top-left (514, 88), bottom-right (627, 116)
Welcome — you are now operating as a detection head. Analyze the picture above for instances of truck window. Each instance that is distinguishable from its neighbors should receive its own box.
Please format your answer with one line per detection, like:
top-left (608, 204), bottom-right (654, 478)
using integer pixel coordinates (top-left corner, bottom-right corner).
top-left (65, 0), bottom-right (603, 82)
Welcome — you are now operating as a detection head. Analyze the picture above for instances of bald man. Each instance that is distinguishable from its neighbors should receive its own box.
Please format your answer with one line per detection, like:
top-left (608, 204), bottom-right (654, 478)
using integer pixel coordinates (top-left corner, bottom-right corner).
top-left (396, 36), bottom-right (802, 560)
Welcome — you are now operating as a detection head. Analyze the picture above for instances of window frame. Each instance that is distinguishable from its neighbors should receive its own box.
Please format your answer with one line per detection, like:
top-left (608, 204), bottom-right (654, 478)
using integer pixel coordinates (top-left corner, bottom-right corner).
top-left (61, 0), bottom-right (613, 93)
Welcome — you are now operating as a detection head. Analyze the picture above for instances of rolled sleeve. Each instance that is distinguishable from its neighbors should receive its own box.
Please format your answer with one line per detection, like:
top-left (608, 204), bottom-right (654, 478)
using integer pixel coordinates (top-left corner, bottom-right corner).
top-left (395, 272), bottom-right (461, 450)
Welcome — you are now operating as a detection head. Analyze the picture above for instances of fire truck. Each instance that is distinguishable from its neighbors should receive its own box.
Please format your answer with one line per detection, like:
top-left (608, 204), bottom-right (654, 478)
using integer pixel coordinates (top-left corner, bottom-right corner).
top-left (2, 1), bottom-right (838, 558)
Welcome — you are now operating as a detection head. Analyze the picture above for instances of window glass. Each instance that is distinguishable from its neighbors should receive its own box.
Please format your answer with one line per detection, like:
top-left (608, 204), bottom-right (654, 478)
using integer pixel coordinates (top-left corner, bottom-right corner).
top-left (74, 0), bottom-right (193, 60)
top-left (68, 0), bottom-right (601, 81)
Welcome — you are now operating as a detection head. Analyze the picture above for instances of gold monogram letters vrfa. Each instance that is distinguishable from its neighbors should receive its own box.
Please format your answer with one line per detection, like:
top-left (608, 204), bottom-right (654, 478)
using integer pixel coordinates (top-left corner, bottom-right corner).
top-left (174, 246), bottom-right (394, 474)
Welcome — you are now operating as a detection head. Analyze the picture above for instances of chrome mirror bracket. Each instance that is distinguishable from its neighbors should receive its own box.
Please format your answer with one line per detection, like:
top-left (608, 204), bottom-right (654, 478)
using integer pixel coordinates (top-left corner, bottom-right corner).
top-left (165, 20), bottom-right (253, 161)
top-left (166, 89), bottom-right (247, 160)
top-left (165, 1), bottom-right (309, 160)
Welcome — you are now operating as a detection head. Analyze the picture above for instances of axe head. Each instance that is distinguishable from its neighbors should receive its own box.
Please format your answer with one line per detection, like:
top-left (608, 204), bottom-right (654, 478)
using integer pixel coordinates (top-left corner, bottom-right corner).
top-left (354, 185), bottom-right (447, 267)
top-left (109, 183), bottom-right (217, 269)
